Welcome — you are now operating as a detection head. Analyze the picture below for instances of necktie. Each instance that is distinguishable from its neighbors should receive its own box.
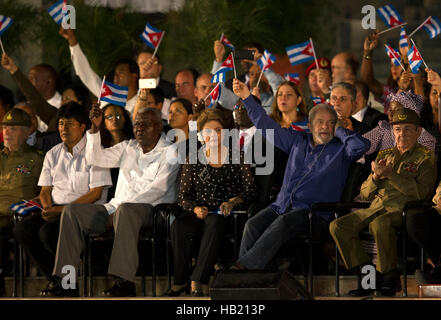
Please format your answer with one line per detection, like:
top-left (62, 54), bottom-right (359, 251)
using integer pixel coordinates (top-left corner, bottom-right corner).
top-left (239, 132), bottom-right (247, 151)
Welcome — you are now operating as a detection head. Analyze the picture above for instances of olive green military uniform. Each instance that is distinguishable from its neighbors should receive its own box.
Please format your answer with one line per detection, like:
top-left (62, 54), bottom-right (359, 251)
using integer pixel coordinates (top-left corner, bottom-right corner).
top-left (0, 107), bottom-right (44, 273)
top-left (329, 143), bottom-right (436, 273)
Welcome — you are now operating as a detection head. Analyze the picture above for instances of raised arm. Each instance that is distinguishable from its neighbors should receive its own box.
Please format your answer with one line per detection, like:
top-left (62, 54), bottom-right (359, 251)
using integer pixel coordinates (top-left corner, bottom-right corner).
top-left (360, 32), bottom-right (384, 100)
top-left (60, 27), bottom-right (102, 98)
top-left (1, 53), bottom-right (58, 132)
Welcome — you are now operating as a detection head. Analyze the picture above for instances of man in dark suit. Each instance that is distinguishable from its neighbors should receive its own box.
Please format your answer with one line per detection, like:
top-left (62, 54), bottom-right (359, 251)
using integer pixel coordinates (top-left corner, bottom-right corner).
top-left (353, 80), bottom-right (388, 133)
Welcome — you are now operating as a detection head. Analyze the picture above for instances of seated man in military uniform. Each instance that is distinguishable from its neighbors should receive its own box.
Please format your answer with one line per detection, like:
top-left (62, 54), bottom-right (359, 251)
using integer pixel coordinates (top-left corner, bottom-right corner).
top-left (0, 108), bottom-right (44, 296)
top-left (330, 108), bottom-right (437, 297)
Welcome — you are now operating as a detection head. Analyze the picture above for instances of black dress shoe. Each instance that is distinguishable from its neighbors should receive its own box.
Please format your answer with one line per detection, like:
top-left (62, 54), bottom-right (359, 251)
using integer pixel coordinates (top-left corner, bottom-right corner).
top-left (164, 284), bottom-right (190, 297)
top-left (40, 280), bottom-right (79, 297)
top-left (375, 270), bottom-right (401, 297)
top-left (101, 278), bottom-right (136, 297)
top-left (348, 288), bottom-right (375, 297)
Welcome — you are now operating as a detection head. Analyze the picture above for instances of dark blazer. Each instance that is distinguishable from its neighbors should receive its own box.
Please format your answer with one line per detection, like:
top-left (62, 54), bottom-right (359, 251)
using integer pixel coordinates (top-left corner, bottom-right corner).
top-left (158, 79), bottom-right (176, 99)
top-left (350, 117), bottom-right (372, 135)
top-left (362, 106), bottom-right (388, 131)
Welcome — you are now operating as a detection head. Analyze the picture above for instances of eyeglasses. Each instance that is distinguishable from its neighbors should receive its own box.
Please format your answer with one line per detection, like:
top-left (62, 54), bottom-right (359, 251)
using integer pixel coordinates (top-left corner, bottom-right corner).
top-left (104, 114), bottom-right (123, 121)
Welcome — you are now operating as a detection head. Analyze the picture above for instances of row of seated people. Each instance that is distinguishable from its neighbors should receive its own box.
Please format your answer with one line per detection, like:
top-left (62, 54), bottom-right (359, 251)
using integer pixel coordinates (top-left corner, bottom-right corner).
top-left (1, 74), bottom-right (441, 298)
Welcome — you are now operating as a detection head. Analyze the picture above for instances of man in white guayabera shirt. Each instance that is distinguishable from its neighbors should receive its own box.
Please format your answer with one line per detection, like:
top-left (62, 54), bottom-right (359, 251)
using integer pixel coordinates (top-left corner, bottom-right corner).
top-left (48, 106), bottom-right (180, 297)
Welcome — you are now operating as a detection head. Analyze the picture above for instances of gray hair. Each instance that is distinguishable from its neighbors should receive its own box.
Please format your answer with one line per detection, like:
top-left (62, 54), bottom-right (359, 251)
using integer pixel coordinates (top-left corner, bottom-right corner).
top-left (331, 82), bottom-right (357, 102)
top-left (137, 107), bottom-right (162, 123)
top-left (309, 103), bottom-right (338, 124)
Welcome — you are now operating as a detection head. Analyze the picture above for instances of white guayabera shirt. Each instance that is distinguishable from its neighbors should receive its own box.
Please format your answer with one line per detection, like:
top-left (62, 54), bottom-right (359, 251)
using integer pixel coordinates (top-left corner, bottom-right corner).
top-left (85, 131), bottom-right (180, 214)
top-left (38, 135), bottom-right (112, 205)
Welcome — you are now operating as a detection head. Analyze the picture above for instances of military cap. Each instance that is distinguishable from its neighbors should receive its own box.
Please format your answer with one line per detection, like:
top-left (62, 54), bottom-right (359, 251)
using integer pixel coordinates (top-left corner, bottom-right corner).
top-left (306, 57), bottom-right (331, 77)
top-left (390, 107), bottom-right (420, 126)
top-left (0, 108), bottom-right (31, 127)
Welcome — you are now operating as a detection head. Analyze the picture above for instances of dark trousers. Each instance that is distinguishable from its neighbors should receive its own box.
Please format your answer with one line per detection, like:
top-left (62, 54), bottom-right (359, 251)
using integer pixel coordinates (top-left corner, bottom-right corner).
top-left (171, 213), bottom-right (227, 285)
top-left (407, 208), bottom-right (441, 265)
top-left (238, 206), bottom-right (329, 270)
top-left (13, 213), bottom-right (60, 280)
top-left (0, 215), bottom-right (13, 273)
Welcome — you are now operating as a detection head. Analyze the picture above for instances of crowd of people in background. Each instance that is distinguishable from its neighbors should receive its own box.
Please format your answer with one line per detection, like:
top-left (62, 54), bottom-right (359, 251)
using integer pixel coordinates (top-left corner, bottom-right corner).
top-left (1, 22), bottom-right (441, 299)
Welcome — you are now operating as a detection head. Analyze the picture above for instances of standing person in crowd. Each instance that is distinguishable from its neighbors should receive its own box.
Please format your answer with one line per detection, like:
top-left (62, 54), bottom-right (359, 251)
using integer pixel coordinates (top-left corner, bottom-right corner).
top-left (175, 68), bottom-right (199, 105)
top-left (14, 103), bottom-right (112, 297)
top-left (352, 80), bottom-right (388, 131)
top-left (0, 109), bottom-right (44, 296)
top-left (166, 108), bottom-right (256, 297)
top-left (136, 50), bottom-right (176, 99)
top-left (330, 108), bottom-right (436, 297)
top-left (330, 82), bottom-right (370, 134)
top-left (270, 81), bottom-right (309, 132)
top-left (230, 78), bottom-right (370, 271)
top-left (47, 107), bottom-right (179, 297)
top-left (58, 27), bottom-right (140, 116)
top-left (1, 53), bottom-right (59, 132)
top-left (306, 57), bottom-right (332, 106)
top-left (60, 83), bottom-right (93, 110)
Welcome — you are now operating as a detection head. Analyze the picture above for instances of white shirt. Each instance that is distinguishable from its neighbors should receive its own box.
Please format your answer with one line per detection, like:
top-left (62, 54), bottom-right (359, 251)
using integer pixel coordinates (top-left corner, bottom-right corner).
top-left (38, 91), bottom-right (62, 133)
top-left (352, 105), bottom-right (368, 123)
top-left (38, 135), bottom-right (112, 205)
top-left (85, 131), bottom-right (180, 214)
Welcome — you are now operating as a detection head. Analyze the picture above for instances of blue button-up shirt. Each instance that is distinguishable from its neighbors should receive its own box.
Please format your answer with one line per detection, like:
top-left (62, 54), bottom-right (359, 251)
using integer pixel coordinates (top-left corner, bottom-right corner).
top-left (243, 95), bottom-right (370, 220)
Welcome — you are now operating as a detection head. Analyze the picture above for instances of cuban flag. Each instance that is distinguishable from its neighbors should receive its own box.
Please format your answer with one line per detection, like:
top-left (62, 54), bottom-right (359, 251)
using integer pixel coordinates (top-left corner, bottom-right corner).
top-left (100, 81), bottom-right (128, 107)
top-left (220, 33), bottom-right (235, 51)
top-left (285, 40), bottom-right (314, 66)
top-left (207, 83), bottom-right (221, 109)
top-left (0, 15), bottom-right (13, 36)
top-left (399, 27), bottom-right (408, 48)
top-left (422, 16), bottom-right (441, 39)
top-left (385, 44), bottom-right (401, 67)
top-left (257, 49), bottom-right (276, 72)
top-left (377, 5), bottom-right (405, 28)
top-left (407, 45), bottom-right (423, 74)
top-left (48, 0), bottom-right (67, 25)
top-left (311, 96), bottom-right (326, 106)
top-left (140, 22), bottom-right (164, 49)
top-left (284, 73), bottom-right (300, 85)
top-left (10, 200), bottom-right (42, 216)
top-left (211, 53), bottom-right (234, 83)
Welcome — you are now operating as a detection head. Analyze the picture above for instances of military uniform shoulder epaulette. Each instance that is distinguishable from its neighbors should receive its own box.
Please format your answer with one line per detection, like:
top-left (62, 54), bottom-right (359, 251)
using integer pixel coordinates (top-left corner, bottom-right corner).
top-left (378, 147), bottom-right (394, 155)
top-left (416, 144), bottom-right (432, 154)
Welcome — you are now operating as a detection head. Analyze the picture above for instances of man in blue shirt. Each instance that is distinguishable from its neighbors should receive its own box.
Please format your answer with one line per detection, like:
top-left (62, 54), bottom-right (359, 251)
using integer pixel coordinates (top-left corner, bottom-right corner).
top-left (231, 78), bottom-right (370, 270)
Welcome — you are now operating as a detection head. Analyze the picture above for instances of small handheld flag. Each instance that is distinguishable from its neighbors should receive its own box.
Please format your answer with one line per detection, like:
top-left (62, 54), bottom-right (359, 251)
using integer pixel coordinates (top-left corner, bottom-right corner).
top-left (10, 200), bottom-right (42, 216)
top-left (256, 49), bottom-right (276, 88)
top-left (140, 22), bottom-right (165, 58)
top-left (48, 0), bottom-right (67, 25)
top-left (211, 53), bottom-right (234, 83)
top-left (0, 15), bottom-right (13, 36)
top-left (284, 73), bottom-right (300, 85)
top-left (285, 40), bottom-right (315, 66)
top-left (422, 16), bottom-right (441, 39)
top-left (384, 44), bottom-right (405, 71)
top-left (399, 27), bottom-right (408, 48)
top-left (408, 39), bottom-right (428, 73)
top-left (100, 81), bottom-right (129, 107)
top-left (311, 96), bottom-right (326, 106)
top-left (377, 5), bottom-right (405, 28)
top-left (205, 83), bottom-right (221, 108)
top-left (220, 33), bottom-right (235, 51)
